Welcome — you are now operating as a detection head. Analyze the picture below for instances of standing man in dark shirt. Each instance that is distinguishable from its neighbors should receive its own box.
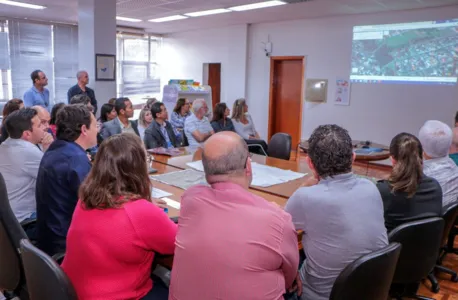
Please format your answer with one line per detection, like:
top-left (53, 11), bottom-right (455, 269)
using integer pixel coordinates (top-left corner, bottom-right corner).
top-left (36, 104), bottom-right (98, 256)
top-left (67, 70), bottom-right (98, 114)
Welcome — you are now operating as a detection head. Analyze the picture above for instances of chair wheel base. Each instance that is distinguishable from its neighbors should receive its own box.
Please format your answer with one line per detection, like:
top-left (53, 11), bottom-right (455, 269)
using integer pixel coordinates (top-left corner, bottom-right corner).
top-left (452, 274), bottom-right (458, 282)
top-left (432, 285), bottom-right (440, 293)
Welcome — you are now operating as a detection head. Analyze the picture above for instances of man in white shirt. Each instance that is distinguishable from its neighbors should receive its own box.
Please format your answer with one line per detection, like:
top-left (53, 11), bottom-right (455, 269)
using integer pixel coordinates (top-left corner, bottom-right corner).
top-left (0, 108), bottom-right (48, 238)
top-left (184, 99), bottom-right (214, 147)
top-left (419, 120), bottom-right (458, 208)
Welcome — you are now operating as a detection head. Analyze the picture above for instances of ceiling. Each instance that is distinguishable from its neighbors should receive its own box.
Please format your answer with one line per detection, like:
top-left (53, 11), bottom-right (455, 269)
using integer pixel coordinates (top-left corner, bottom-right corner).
top-left (0, 0), bottom-right (458, 34)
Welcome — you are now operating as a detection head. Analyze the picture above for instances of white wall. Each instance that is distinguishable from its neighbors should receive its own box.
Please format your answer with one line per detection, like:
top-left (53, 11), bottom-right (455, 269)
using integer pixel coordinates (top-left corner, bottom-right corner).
top-left (161, 24), bottom-right (248, 109)
top-left (162, 6), bottom-right (458, 145)
top-left (247, 5), bottom-right (458, 144)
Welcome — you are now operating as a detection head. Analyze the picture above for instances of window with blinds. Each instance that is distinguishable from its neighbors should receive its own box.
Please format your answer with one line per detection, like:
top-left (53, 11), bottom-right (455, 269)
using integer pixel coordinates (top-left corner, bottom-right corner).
top-left (117, 35), bottom-right (161, 104)
top-left (53, 25), bottom-right (78, 104)
top-left (8, 20), bottom-right (54, 104)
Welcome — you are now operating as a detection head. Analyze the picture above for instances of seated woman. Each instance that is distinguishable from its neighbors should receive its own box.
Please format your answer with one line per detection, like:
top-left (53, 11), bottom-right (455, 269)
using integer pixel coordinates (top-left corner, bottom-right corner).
top-left (1, 98), bottom-right (24, 143)
top-left (62, 133), bottom-right (177, 300)
top-left (170, 98), bottom-right (191, 144)
top-left (211, 102), bottom-right (235, 133)
top-left (231, 98), bottom-right (268, 155)
top-left (137, 108), bottom-right (153, 141)
top-left (99, 103), bottom-right (117, 124)
top-left (376, 132), bottom-right (443, 232)
top-left (49, 103), bottom-right (65, 137)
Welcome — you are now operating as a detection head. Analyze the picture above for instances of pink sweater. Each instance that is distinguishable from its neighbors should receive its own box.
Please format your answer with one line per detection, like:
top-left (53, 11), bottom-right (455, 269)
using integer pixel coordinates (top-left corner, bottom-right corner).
top-left (62, 199), bottom-right (177, 300)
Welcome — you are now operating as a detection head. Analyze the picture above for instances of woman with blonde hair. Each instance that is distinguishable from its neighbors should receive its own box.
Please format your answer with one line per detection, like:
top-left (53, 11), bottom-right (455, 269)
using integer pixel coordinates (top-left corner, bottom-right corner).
top-left (232, 98), bottom-right (268, 155)
top-left (376, 132), bottom-right (442, 232)
top-left (62, 133), bottom-right (177, 300)
top-left (137, 108), bottom-right (153, 141)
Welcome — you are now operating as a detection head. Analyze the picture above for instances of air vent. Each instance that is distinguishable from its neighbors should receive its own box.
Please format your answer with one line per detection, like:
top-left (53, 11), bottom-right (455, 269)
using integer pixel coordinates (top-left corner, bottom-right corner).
top-left (282, 0), bottom-right (313, 3)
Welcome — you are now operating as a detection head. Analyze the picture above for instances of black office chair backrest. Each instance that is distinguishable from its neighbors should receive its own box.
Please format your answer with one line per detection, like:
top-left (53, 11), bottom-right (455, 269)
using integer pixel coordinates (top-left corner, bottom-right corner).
top-left (20, 239), bottom-right (77, 300)
top-left (182, 131), bottom-right (189, 147)
top-left (330, 242), bottom-right (402, 300)
top-left (268, 133), bottom-right (292, 160)
top-left (388, 217), bottom-right (444, 284)
top-left (442, 203), bottom-right (458, 245)
top-left (0, 172), bottom-right (28, 294)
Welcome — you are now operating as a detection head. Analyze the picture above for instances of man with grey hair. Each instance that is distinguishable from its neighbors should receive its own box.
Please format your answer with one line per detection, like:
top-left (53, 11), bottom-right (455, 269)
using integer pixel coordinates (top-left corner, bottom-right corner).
top-left (419, 120), bottom-right (458, 208)
top-left (170, 132), bottom-right (300, 299)
top-left (67, 70), bottom-right (98, 114)
top-left (183, 99), bottom-right (214, 147)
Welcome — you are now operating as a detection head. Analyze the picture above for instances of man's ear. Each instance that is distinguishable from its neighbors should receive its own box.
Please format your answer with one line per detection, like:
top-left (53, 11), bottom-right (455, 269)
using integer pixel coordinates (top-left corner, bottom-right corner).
top-left (306, 156), bottom-right (318, 180)
top-left (245, 157), bottom-right (252, 178)
top-left (352, 152), bottom-right (356, 163)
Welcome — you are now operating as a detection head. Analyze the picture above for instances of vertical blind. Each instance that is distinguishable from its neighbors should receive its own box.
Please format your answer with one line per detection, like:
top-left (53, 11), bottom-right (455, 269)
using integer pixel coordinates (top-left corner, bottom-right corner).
top-left (8, 20), bottom-right (54, 104)
top-left (53, 25), bottom-right (78, 104)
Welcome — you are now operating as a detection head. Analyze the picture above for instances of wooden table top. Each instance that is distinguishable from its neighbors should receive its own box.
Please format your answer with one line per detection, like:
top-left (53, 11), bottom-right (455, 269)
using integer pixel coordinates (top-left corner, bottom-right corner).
top-left (151, 148), bottom-right (308, 199)
top-left (299, 140), bottom-right (390, 162)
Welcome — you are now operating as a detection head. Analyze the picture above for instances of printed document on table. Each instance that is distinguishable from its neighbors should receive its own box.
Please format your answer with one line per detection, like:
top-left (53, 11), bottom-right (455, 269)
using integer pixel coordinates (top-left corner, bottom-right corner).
top-left (151, 188), bottom-right (173, 199)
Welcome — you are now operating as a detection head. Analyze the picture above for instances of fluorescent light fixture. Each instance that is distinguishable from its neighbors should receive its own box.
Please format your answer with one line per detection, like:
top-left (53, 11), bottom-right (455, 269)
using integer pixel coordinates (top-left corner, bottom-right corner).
top-left (0, 0), bottom-right (46, 9)
top-left (149, 15), bottom-right (188, 23)
top-left (229, 0), bottom-right (286, 11)
top-left (116, 16), bottom-right (142, 22)
top-left (185, 8), bottom-right (231, 17)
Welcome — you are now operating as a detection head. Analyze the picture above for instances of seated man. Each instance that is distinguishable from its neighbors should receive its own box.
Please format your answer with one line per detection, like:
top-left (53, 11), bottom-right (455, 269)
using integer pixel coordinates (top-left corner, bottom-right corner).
top-left (419, 120), bottom-right (458, 208)
top-left (169, 132), bottom-right (299, 300)
top-left (144, 102), bottom-right (178, 149)
top-left (101, 97), bottom-right (139, 139)
top-left (449, 127), bottom-right (458, 166)
top-left (31, 105), bottom-right (54, 149)
top-left (184, 99), bottom-right (214, 147)
top-left (0, 108), bottom-right (48, 239)
top-left (69, 94), bottom-right (94, 113)
top-left (285, 124), bottom-right (388, 300)
top-left (36, 104), bottom-right (97, 256)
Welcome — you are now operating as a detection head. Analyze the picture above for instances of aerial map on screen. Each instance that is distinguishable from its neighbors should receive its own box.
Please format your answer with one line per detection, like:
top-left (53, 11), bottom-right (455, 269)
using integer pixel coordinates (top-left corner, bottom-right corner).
top-left (350, 19), bottom-right (458, 85)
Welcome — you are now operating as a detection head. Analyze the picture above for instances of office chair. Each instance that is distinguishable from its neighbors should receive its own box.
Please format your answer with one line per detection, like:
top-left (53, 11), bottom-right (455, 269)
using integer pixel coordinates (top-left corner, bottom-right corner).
top-left (267, 133), bottom-right (292, 160)
top-left (330, 242), bottom-right (401, 300)
top-left (388, 217), bottom-right (444, 300)
top-left (0, 173), bottom-right (29, 299)
top-left (427, 203), bottom-right (458, 293)
top-left (20, 239), bottom-right (77, 300)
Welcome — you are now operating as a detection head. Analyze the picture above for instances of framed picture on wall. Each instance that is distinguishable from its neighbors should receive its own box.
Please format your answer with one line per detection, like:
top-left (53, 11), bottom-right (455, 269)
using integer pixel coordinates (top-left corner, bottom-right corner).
top-left (95, 54), bottom-right (116, 81)
top-left (305, 79), bottom-right (328, 103)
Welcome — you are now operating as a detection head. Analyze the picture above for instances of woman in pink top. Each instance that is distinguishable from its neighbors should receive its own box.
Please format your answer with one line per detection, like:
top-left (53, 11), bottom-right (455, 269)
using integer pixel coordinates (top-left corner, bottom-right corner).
top-left (62, 133), bottom-right (177, 300)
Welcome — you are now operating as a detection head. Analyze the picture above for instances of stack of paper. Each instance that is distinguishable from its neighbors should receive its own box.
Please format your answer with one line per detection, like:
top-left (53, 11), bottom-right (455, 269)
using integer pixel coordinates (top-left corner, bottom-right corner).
top-left (186, 160), bottom-right (306, 187)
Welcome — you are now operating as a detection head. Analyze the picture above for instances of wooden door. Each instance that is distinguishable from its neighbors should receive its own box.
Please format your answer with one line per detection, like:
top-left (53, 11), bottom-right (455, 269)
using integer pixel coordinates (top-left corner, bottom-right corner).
top-left (268, 57), bottom-right (305, 149)
top-left (208, 63), bottom-right (221, 108)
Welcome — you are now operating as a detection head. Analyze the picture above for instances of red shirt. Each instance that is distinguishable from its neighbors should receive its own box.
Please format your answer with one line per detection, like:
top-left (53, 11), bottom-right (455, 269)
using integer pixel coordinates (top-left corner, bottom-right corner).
top-left (62, 199), bottom-right (177, 300)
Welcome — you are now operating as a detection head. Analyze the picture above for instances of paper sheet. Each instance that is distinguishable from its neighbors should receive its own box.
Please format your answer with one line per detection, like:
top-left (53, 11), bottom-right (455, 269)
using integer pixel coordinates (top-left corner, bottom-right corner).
top-left (151, 169), bottom-right (208, 190)
top-left (162, 197), bottom-right (181, 210)
top-left (151, 188), bottom-right (173, 199)
top-left (186, 160), bottom-right (306, 187)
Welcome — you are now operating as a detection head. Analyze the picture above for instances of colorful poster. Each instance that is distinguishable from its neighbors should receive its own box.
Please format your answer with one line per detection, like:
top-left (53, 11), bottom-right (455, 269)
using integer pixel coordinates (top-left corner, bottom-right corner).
top-left (334, 79), bottom-right (351, 106)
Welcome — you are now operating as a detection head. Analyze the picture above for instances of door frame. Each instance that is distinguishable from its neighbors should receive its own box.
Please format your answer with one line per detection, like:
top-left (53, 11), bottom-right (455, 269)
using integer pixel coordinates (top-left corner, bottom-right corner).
top-left (267, 56), bottom-right (305, 145)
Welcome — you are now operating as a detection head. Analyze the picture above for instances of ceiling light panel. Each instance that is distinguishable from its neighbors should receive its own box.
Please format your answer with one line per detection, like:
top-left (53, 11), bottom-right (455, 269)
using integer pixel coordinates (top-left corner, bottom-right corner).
top-left (229, 1), bottom-right (286, 11)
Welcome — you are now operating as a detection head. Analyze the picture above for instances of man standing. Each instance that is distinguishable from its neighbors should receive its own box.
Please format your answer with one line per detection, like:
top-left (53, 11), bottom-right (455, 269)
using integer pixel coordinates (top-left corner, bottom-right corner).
top-left (144, 102), bottom-right (178, 149)
top-left (100, 97), bottom-right (139, 139)
top-left (0, 109), bottom-right (48, 239)
top-left (184, 99), bottom-right (214, 147)
top-left (285, 124), bottom-right (388, 300)
top-left (67, 70), bottom-right (98, 114)
top-left (23, 70), bottom-right (50, 110)
top-left (36, 104), bottom-right (98, 256)
top-left (419, 120), bottom-right (458, 208)
top-left (169, 132), bottom-right (299, 300)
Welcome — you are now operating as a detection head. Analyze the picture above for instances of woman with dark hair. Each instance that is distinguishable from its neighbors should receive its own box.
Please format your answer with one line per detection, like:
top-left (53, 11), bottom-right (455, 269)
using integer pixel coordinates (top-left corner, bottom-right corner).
top-left (62, 133), bottom-right (177, 300)
top-left (210, 102), bottom-right (235, 133)
top-left (49, 103), bottom-right (66, 137)
top-left (170, 98), bottom-right (191, 132)
top-left (1, 98), bottom-right (24, 143)
top-left (99, 103), bottom-right (117, 124)
top-left (376, 132), bottom-right (442, 232)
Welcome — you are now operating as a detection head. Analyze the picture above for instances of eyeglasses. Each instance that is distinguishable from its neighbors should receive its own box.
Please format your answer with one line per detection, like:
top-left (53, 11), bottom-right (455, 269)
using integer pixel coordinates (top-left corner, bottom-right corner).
top-left (41, 119), bottom-right (50, 126)
top-left (184, 102), bottom-right (191, 105)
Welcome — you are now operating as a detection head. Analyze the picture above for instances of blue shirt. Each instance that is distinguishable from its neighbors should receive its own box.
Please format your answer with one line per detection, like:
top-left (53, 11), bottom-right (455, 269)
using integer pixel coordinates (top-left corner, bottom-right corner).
top-left (23, 86), bottom-right (50, 110)
top-left (36, 140), bottom-right (91, 256)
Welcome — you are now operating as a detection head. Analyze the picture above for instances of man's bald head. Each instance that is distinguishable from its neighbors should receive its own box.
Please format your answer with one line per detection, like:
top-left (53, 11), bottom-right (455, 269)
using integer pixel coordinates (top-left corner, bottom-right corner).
top-left (202, 132), bottom-right (249, 181)
top-left (31, 105), bottom-right (50, 129)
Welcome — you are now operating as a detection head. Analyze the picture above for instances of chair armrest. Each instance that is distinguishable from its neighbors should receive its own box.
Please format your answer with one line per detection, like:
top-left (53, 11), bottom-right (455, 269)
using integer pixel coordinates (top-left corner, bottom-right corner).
top-left (247, 144), bottom-right (268, 156)
top-left (20, 218), bottom-right (37, 228)
top-left (52, 252), bottom-right (66, 265)
top-left (153, 254), bottom-right (174, 270)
